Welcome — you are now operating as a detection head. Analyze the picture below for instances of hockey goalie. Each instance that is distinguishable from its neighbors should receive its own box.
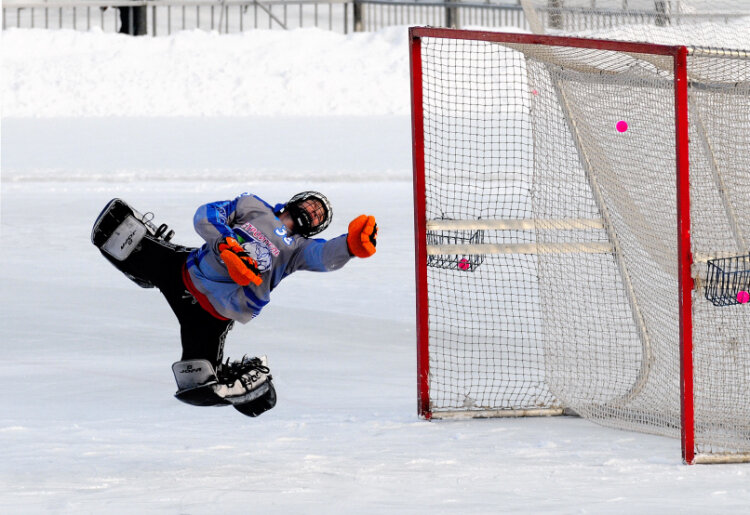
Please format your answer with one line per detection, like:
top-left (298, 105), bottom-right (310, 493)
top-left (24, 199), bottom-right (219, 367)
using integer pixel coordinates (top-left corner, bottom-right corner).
top-left (92, 192), bottom-right (377, 417)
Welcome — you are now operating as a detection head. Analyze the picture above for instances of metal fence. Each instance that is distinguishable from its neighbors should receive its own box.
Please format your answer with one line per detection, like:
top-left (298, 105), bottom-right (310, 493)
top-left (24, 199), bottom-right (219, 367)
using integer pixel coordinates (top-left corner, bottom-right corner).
top-left (356, 0), bottom-right (527, 32)
top-left (2, 0), bottom-right (353, 34)
top-left (2, 0), bottom-right (530, 35)
top-left (4, 0), bottom-right (745, 36)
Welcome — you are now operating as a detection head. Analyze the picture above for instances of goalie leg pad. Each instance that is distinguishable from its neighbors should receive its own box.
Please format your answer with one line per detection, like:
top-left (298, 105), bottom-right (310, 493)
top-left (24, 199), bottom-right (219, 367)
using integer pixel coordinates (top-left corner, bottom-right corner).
top-left (92, 198), bottom-right (147, 261)
top-left (215, 355), bottom-right (277, 417)
top-left (233, 379), bottom-right (277, 417)
top-left (92, 198), bottom-right (191, 289)
top-left (172, 357), bottom-right (277, 415)
top-left (172, 359), bottom-right (229, 407)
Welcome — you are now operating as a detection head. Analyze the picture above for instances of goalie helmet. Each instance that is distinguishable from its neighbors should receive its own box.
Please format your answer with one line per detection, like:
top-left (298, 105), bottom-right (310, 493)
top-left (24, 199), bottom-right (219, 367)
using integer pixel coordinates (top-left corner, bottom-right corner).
top-left (280, 191), bottom-right (332, 237)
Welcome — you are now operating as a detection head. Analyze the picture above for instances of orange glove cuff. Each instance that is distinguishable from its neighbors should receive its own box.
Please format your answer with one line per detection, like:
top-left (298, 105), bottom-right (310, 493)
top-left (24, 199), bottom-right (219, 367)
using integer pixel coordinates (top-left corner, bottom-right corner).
top-left (347, 215), bottom-right (378, 258)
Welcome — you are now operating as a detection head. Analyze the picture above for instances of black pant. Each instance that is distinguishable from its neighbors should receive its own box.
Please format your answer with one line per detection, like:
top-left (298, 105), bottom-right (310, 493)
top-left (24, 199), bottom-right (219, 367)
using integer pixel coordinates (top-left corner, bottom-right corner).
top-left (102, 236), bottom-right (233, 366)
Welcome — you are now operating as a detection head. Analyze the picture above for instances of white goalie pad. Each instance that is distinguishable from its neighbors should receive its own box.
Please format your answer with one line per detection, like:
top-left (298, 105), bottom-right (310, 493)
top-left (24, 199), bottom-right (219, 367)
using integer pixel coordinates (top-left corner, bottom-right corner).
top-left (216, 379), bottom-right (272, 406)
top-left (215, 355), bottom-right (273, 406)
top-left (172, 359), bottom-right (218, 391)
top-left (101, 215), bottom-right (147, 261)
top-left (172, 359), bottom-right (227, 406)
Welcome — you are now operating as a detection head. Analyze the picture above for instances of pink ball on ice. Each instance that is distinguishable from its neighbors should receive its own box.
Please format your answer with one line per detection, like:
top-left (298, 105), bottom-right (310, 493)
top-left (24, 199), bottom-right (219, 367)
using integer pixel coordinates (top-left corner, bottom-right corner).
top-left (616, 120), bottom-right (629, 133)
top-left (458, 258), bottom-right (471, 271)
top-left (737, 291), bottom-right (750, 304)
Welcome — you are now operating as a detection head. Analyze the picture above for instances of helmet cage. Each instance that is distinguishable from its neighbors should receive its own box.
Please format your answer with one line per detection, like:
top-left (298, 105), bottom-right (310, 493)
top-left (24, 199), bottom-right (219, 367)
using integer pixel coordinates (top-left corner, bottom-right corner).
top-left (284, 191), bottom-right (332, 237)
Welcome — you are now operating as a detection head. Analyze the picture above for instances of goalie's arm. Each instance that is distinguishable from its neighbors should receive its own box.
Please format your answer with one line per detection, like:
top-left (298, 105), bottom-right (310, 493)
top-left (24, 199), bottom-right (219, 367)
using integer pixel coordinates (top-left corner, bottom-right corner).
top-left (283, 214), bottom-right (378, 274)
top-left (193, 198), bottom-right (242, 253)
top-left (286, 235), bottom-right (353, 274)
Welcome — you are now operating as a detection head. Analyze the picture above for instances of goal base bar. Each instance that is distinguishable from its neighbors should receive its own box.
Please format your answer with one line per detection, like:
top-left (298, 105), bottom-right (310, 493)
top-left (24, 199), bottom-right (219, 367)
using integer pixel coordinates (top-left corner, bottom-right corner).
top-left (692, 453), bottom-right (750, 465)
top-left (429, 407), bottom-right (568, 419)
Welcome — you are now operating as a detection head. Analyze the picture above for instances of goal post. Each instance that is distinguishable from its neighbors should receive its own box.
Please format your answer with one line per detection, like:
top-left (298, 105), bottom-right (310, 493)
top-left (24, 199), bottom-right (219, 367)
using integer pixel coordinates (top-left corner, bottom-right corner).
top-left (410, 27), bottom-right (750, 464)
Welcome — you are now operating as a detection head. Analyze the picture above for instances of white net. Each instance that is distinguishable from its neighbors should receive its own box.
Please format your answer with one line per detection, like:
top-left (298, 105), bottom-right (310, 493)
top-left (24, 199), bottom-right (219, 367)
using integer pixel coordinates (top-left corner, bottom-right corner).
top-left (688, 50), bottom-right (750, 457)
top-left (415, 32), bottom-right (750, 460)
top-left (520, 0), bottom-right (750, 50)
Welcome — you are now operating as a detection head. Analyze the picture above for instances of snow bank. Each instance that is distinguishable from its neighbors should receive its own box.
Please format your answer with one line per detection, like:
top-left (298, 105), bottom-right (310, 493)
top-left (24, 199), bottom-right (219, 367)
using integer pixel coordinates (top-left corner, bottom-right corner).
top-left (2, 26), bottom-right (411, 117)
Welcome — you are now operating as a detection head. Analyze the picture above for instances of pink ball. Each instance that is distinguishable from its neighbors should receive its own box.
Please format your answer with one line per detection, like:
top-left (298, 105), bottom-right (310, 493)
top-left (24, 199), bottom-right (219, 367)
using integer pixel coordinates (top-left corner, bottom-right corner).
top-left (737, 291), bottom-right (750, 304)
top-left (616, 120), bottom-right (628, 133)
top-left (458, 258), bottom-right (471, 271)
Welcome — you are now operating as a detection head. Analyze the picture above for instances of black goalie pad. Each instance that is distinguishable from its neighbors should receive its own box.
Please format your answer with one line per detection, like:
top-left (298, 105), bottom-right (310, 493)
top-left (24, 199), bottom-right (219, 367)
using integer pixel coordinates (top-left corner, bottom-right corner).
top-left (92, 198), bottom-right (154, 288)
top-left (217, 356), bottom-right (277, 417)
top-left (233, 380), bottom-right (277, 417)
top-left (92, 198), bottom-right (185, 289)
top-left (172, 358), bottom-right (276, 415)
top-left (172, 359), bottom-right (230, 407)
top-left (92, 198), bottom-right (147, 261)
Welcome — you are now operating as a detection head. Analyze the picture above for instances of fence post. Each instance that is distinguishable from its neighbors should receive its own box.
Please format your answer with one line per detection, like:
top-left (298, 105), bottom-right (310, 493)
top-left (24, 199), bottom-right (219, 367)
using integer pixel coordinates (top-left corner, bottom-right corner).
top-left (445, 1), bottom-right (459, 28)
top-left (353, 0), bottom-right (364, 32)
top-left (548, 0), bottom-right (561, 29)
top-left (119, 3), bottom-right (148, 35)
top-left (655, 0), bottom-right (668, 27)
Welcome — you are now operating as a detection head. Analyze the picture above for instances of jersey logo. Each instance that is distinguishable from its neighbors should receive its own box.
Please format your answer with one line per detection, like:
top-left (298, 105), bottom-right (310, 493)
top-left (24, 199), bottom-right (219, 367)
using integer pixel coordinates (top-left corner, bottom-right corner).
top-left (235, 223), bottom-right (281, 273)
top-left (274, 226), bottom-right (294, 246)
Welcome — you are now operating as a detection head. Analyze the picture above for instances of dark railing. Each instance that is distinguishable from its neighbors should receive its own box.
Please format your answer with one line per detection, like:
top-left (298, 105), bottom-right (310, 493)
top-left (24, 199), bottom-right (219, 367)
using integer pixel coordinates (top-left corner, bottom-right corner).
top-left (2, 1), bottom-right (746, 36)
top-left (2, 0), bottom-right (528, 35)
top-left (2, 0), bottom-right (354, 35)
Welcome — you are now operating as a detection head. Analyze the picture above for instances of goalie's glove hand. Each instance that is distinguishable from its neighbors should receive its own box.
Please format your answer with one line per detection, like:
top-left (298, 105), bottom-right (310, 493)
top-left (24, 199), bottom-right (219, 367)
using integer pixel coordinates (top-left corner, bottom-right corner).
top-left (347, 215), bottom-right (378, 258)
top-left (218, 237), bottom-right (262, 286)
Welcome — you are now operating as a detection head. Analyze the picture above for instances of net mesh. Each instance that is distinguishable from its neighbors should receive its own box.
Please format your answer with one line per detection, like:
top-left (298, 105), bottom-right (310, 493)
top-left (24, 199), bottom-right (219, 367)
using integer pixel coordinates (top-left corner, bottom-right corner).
top-left (417, 34), bottom-right (750, 457)
top-left (422, 39), bottom-right (558, 412)
top-left (520, 0), bottom-right (750, 51)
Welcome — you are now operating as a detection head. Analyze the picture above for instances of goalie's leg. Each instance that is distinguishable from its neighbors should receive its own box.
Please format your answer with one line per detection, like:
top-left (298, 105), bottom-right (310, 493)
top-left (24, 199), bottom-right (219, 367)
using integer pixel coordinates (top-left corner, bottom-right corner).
top-left (92, 198), bottom-right (188, 288)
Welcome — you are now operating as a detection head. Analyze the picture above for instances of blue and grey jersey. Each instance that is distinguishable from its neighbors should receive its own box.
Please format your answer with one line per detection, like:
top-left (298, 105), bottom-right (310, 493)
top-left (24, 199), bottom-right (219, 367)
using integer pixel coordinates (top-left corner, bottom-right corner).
top-left (185, 193), bottom-right (353, 323)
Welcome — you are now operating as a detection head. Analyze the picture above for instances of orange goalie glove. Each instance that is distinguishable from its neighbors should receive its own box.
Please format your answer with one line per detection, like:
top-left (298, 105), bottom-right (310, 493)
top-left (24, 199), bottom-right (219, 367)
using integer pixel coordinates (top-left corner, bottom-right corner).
top-left (218, 237), bottom-right (262, 286)
top-left (347, 215), bottom-right (378, 258)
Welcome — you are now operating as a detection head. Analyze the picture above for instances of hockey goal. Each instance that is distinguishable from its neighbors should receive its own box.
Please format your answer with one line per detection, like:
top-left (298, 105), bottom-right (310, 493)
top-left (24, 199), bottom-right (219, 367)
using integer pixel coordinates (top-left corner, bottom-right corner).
top-left (410, 27), bottom-right (750, 464)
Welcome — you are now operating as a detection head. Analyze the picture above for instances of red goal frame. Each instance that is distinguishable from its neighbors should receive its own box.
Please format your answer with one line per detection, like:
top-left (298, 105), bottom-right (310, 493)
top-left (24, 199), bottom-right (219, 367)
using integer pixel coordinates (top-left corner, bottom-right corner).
top-left (409, 27), bottom-right (694, 463)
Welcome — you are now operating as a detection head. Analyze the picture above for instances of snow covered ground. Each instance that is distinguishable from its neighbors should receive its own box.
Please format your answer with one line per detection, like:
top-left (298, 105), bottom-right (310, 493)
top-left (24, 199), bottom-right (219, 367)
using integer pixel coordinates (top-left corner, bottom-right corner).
top-left (3, 27), bottom-right (750, 514)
